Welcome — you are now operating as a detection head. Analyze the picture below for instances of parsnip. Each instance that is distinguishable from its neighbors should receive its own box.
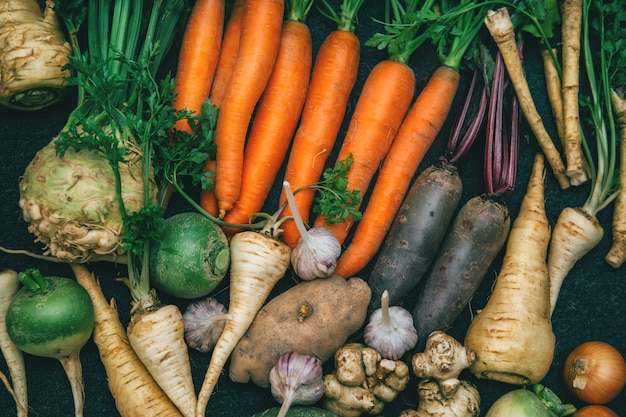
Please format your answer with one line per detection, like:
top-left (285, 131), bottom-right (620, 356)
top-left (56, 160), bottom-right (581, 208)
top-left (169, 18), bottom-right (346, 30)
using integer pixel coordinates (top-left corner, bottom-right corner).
top-left (464, 153), bottom-right (555, 385)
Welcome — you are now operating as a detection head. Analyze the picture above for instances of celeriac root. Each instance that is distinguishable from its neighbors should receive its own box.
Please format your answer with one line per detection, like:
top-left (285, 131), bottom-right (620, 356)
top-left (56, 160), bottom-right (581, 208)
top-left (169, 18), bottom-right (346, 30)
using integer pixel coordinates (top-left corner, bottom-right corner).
top-left (0, 0), bottom-right (72, 110)
top-left (484, 8), bottom-right (570, 189)
top-left (464, 153), bottom-right (555, 385)
top-left (560, 0), bottom-right (588, 186)
top-left (605, 89), bottom-right (626, 268)
top-left (0, 269), bottom-right (28, 417)
top-left (128, 305), bottom-right (197, 417)
top-left (548, 206), bottom-right (603, 315)
top-left (69, 263), bottom-right (182, 417)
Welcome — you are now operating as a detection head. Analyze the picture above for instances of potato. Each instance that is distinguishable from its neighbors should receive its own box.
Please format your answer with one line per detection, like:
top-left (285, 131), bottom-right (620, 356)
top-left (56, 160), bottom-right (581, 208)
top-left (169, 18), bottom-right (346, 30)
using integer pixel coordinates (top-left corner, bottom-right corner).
top-left (229, 274), bottom-right (371, 387)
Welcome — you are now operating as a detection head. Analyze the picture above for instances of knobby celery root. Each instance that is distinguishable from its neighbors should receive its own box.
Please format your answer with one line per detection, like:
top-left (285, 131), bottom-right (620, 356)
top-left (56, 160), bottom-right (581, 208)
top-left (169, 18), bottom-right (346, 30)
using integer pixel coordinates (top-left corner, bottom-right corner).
top-left (484, 7), bottom-right (570, 189)
top-left (464, 153), bottom-right (556, 385)
top-left (0, 0), bottom-right (71, 110)
top-left (69, 264), bottom-right (182, 417)
top-left (560, 0), bottom-right (587, 185)
top-left (605, 88), bottom-right (626, 268)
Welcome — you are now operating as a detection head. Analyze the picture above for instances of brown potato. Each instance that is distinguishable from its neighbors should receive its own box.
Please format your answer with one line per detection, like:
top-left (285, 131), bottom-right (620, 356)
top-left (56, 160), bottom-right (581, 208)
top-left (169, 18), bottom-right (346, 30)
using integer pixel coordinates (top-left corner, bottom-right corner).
top-left (229, 274), bottom-right (371, 388)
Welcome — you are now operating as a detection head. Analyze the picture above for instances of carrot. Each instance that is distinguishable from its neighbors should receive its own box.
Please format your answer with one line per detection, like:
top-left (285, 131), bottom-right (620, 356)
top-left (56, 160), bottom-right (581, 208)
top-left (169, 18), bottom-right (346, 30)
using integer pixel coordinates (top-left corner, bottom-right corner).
top-left (222, 0), bottom-right (314, 231)
top-left (464, 153), bottom-right (556, 386)
top-left (484, 7), bottom-right (570, 190)
top-left (333, 0), bottom-right (488, 276)
top-left (332, 65), bottom-right (455, 273)
top-left (311, 58), bottom-right (416, 244)
top-left (366, 54), bottom-right (489, 312)
top-left (0, 269), bottom-right (28, 417)
top-left (560, 0), bottom-right (587, 185)
top-left (199, 0), bottom-right (246, 214)
top-left (277, 0), bottom-right (364, 249)
top-left (195, 224), bottom-right (291, 416)
top-left (209, 0), bottom-right (246, 109)
top-left (213, 0), bottom-right (285, 218)
top-left (170, 0), bottom-right (225, 135)
top-left (606, 89), bottom-right (626, 268)
top-left (199, 159), bottom-right (219, 217)
top-left (69, 263), bottom-right (182, 417)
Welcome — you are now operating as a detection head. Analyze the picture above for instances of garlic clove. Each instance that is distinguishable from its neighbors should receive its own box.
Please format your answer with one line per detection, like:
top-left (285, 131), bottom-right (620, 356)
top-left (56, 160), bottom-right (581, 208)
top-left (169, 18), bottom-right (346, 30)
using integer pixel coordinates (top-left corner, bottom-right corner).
top-left (269, 351), bottom-right (326, 417)
top-left (291, 227), bottom-right (342, 281)
top-left (183, 297), bottom-right (233, 353)
top-left (363, 290), bottom-right (418, 360)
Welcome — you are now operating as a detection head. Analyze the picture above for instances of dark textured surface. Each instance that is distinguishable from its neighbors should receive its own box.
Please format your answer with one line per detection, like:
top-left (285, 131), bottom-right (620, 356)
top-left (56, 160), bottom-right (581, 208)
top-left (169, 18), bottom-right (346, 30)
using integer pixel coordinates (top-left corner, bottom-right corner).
top-left (1, 2), bottom-right (625, 416)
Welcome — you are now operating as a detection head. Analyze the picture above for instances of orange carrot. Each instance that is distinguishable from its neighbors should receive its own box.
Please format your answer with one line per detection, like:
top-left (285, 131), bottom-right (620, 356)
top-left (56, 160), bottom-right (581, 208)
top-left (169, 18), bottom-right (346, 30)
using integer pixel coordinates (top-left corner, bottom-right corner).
top-left (334, 66), bottom-right (460, 277)
top-left (209, 0), bottom-right (246, 109)
top-left (170, 0), bottom-right (225, 135)
top-left (165, 0), bottom-right (224, 210)
top-left (277, 0), bottom-right (364, 248)
top-left (332, 1), bottom-right (488, 277)
top-left (222, 0), bottom-right (313, 231)
top-left (199, 159), bottom-right (219, 217)
top-left (311, 59), bottom-right (417, 244)
top-left (213, 0), bottom-right (285, 218)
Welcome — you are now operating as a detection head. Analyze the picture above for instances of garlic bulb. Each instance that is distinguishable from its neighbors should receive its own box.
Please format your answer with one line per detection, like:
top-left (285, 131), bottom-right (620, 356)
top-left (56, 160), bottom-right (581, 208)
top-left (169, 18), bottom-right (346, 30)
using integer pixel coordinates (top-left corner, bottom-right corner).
top-left (282, 181), bottom-right (341, 280)
top-left (183, 297), bottom-right (232, 353)
top-left (363, 290), bottom-right (418, 360)
top-left (270, 351), bottom-right (325, 417)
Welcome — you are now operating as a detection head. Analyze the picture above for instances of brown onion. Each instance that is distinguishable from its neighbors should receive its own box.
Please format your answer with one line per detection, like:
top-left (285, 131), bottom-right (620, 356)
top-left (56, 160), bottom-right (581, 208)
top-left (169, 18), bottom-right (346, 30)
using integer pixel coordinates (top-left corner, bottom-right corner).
top-left (573, 405), bottom-right (619, 417)
top-left (563, 341), bottom-right (626, 404)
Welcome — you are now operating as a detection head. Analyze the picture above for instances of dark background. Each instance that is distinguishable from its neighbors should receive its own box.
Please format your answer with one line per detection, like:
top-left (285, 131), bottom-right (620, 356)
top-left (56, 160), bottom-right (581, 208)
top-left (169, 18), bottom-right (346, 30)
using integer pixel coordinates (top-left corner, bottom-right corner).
top-left (1, 1), bottom-right (625, 416)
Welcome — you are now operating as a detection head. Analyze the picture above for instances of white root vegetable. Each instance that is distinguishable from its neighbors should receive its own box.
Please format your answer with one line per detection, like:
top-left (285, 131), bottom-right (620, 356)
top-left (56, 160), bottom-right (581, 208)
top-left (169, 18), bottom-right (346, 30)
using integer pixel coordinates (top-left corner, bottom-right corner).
top-left (547, 207), bottom-right (603, 315)
top-left (605, 89), bottom-right (626, 268)
top-left (0, 0), bottom-right (71, 110)
top-left (464, 153), bottom-right (556, 385)
top-left (0, 269), bottom-right (27, 417)
top-left (195, 229), bottom-right (291, 416)
top-left (127, 305), bottom-right (197, 417)
top-left (560, 0), bottom-right (587, 185)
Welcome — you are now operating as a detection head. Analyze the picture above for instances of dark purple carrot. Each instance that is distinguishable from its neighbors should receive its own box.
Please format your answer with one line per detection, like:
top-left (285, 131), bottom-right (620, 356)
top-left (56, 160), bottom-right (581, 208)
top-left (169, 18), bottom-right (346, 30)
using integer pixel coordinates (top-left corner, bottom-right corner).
top-left (366, 58), bottom-right (490, 313)
top-left (410, 50), bottom-right (520, 350)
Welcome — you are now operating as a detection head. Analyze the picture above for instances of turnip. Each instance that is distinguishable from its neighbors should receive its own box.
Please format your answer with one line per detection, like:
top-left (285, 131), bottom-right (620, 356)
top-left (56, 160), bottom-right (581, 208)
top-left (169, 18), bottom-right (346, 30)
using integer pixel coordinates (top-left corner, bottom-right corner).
top-left (150, 212), bottom-right (230, 299)
top-left (485, 384), bottom-right (576, 417)
top-left (0, 0), bottom-right (72, 110)
top-left (5, 268), bottom-right (94, 417)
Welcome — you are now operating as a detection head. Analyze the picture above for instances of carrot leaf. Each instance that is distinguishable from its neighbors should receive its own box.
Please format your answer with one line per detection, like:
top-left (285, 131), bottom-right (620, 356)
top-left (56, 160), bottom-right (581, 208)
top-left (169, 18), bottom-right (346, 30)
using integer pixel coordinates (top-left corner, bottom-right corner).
top-left (311, 154), bottom-right (362, 224)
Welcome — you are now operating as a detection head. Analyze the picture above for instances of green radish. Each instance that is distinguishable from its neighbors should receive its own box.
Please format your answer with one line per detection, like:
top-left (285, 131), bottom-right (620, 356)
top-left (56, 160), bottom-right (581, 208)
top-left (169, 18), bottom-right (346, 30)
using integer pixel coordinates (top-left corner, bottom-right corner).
top-left (0, 269), bottom-right (28, 417)
top-left (150, 212), bottom-right (230, 299)
top-left (6, 268), bottom-right (94, 417)
top-left (486, 384), bottom-right (576, 417)
top-left (195, 217), bottom-right (292, 416)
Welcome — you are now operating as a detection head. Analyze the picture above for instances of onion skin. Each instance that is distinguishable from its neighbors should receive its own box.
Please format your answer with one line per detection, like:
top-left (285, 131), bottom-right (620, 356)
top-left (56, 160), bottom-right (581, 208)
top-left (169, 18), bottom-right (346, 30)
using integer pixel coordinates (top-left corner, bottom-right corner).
top-left (563, 341), bottom-right (626, 404)
top-left (573, 405), bottom-right (619, 417)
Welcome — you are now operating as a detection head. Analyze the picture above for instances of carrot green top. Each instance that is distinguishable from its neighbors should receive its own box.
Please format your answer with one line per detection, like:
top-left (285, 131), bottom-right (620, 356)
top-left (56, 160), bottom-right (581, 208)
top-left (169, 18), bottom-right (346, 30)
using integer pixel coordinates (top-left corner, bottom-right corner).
top-left (319, 0), bottom-right (366, 33)
top-left (366, 0), bottom-right (488, 70)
